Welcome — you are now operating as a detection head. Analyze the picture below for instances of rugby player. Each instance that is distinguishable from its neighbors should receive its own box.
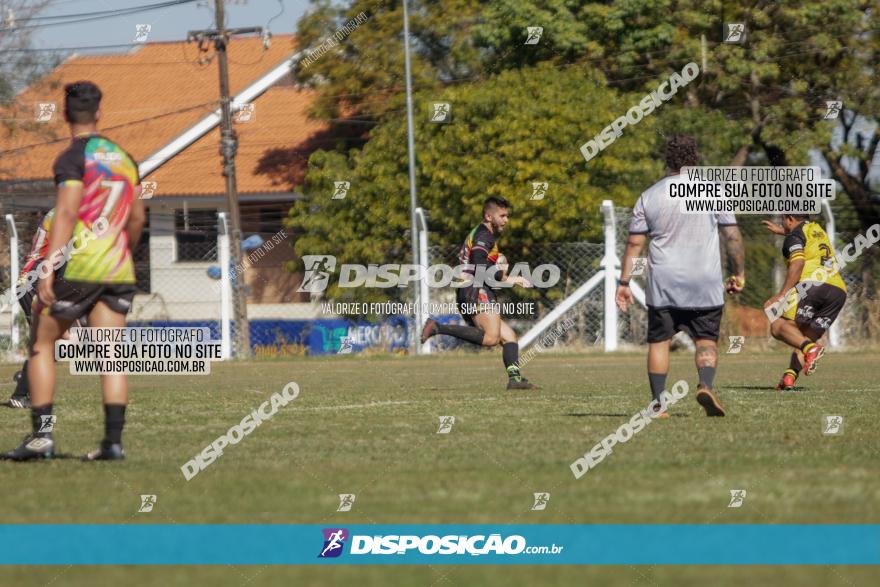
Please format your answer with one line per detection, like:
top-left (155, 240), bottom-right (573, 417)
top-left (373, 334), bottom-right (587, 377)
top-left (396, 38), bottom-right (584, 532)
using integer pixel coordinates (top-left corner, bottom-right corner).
top-left (616, 135), bottom-right (745, 417)
top-left (420, 196), bottom-right (538, 390)
top-left (4, 81), bottom-right (146, 461)
top-left (762, 215), bottom-right (846, 390)
top-left (6, 209), bottom-right (54, 409)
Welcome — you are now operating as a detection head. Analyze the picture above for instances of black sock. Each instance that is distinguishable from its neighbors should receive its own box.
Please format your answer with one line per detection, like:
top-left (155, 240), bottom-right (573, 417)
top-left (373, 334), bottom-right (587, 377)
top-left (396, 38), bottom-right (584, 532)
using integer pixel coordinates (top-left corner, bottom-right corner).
top-left (698, 366), bottom-right (716, 389)
top-left (648, 373), bottom-right (667, 403)
top-left (12, 360), bottom-right (29, 399)
top-left (436, 323), bottom-right (485, 346)
top-left (502, 343), bottom-right (521, 379)
top-left (31, 403), bottom-right (54, 438)
top-left (104, 404), bottom-right (126, 446)
top-left (788, 352), bottom-right (803, 374)
top-left (799, 340), bottom-right (815, 352)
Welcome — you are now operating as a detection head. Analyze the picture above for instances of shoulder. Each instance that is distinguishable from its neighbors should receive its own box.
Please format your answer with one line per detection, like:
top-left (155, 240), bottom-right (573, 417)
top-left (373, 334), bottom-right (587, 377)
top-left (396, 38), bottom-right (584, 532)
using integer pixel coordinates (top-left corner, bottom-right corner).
top-left (473, 224), bottom-right (495, 248)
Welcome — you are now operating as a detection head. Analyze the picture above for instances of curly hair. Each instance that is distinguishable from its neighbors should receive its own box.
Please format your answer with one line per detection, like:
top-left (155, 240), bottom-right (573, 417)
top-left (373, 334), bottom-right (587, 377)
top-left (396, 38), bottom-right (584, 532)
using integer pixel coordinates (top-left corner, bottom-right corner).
top-left (664, 134), bottom-right (699, 172)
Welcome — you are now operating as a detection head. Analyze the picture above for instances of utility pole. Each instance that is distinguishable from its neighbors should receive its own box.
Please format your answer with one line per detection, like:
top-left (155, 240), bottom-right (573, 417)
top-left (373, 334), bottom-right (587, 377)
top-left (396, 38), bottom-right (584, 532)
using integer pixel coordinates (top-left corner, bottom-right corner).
top-left (402, 0), bottom-right (423, 354)
top-left (188, 0), bottom-right (263, 358)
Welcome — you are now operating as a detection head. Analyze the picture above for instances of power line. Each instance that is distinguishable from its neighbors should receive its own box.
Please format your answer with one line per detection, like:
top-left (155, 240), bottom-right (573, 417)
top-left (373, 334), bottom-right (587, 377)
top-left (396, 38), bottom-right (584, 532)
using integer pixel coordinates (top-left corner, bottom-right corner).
top-left (0, 0), bottom-right (199, 32)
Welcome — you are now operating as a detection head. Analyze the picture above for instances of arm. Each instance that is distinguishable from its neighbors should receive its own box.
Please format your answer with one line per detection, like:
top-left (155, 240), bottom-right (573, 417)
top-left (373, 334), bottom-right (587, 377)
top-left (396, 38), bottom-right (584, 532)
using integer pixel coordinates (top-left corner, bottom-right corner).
top-left (126, 184), bottom-right (146, 248)
top-left (38, 183), bottom-right (83, 305)
top-left (766, 257), bottom-right (805, 308)
top-left (616, 233), bottom-right (646, 312)
top-left (720, 224), bottom-right (745, 293)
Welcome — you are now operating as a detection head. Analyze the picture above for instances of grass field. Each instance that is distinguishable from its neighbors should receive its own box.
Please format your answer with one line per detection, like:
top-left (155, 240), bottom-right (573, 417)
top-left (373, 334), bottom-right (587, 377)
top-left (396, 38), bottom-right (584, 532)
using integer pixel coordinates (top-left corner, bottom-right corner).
top-left (0, 349), bottom-right (877, 585)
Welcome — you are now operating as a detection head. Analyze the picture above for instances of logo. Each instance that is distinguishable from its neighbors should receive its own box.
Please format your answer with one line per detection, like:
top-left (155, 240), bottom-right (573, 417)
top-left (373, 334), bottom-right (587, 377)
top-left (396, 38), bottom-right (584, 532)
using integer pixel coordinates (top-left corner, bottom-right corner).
top-left (822, 415), bottom-right (843, 435)
top-left (35, 102), bottom-right (56, 122)
top-left (437, 416), bottom-right (455, 434)
top-left (724, 23), bottom-right (745, 43)
top-left (138, 494), bottom-right (157, 513)
top-left (298, 255), bottom-right (337, 293)
top-left (727, 335), bottom-right (744, 354)
top-left (824, 101), bottom-right (843, 120)
top-left (531, 492), bottom-right (550, 511)
top-left (524, 27), bottom-right (543, 45)
top-left (37, 415), bottom-right (56, 433)
top-left (140, 181), bottom-right (157, 200)
top-left (337, 493), bottom-right (356, 512)
top-left (430, 102), bottom-right (451, 123)
top-left (295, 256), bottom-right (560, 291)
top-left (319, 528), bottom-right (349, 558)
top-left (728, 489), bottom-right (747, 508)
top-left (234, 103), bottom-right (255, 123)
top-left (815, 317), bottom-right (832, 330)
top-left (134, 24), bottom-right (151, 43)
top-left (530, 181), bottom-right (548, 201)
top-left (331, 181), bottom-right (350, 200)
top-left (337, 337), bottom-right (354, 354)
top-left (630, 257), bottom-right (648, 276)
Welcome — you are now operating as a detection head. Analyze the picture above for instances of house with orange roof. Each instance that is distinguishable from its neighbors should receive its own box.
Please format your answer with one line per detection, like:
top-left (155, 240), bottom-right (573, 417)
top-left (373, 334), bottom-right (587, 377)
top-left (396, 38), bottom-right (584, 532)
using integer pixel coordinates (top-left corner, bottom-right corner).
top-left (0, 34), bottom-right (334, 345)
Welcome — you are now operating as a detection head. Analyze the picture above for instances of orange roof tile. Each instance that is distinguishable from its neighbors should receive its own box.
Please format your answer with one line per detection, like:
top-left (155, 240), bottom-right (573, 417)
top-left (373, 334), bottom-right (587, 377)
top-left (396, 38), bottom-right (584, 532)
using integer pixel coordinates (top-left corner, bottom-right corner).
top-left (0, 34), bottom-right (327, 196)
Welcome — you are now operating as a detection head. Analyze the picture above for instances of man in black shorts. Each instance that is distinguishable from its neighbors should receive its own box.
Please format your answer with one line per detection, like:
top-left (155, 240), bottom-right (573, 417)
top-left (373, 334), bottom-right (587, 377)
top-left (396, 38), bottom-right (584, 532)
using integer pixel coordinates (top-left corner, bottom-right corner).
top-left (616, 136), bottom-right (745, 417)
top-left (762, 215), bottom-right (847, 390)
top-left (4, 81), bottom-right (146, 461)
top-left (420, 196), bottom-right (538, 390)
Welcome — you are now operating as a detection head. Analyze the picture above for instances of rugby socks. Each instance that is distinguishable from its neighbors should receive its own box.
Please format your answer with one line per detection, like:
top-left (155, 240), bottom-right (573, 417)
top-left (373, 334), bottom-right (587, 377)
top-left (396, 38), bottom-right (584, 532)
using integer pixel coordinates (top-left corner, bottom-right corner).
top-left (103, 404), bottom-right (126, 446)
top-left (435, 323), bottom-right (485, 346)
top-left (502, 343), bottom-right (522, 381)
top-left (800, 341), bottom-right (816, 353)
top-left (648, 372), bottom-right (667, 403)
top-left (788, 351), bottom-right (803, 375)
top-left (698, 366), bottom-right (717, 389)
top-left (31, 404), bottom-right (53, 438)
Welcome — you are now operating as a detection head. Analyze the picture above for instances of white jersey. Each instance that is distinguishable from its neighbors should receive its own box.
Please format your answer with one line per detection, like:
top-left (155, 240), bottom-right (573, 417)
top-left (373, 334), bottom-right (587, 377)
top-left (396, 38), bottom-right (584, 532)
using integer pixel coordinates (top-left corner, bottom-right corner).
top-left (628, 175), bottom-right (736, 309)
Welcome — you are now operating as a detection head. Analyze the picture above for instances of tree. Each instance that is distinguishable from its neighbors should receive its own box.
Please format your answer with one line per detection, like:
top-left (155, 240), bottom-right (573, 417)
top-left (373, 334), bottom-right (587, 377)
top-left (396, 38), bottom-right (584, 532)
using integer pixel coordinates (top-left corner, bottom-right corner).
top-left (287, 63), bottom-right (662, 304)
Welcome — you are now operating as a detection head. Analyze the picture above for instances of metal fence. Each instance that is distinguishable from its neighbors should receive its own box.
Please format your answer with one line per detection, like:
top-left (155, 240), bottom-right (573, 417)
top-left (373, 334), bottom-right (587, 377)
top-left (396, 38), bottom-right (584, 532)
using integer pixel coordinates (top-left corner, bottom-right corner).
top-left (0, 201), bottom-right (876, 360)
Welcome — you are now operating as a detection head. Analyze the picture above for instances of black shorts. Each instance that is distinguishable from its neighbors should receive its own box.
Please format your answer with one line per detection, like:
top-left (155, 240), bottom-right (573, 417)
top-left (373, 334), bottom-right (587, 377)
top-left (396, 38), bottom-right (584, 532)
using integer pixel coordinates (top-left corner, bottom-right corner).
top-left (790, 283), bottom-right (847, 334)
top-left (46, 276), bottom-right (136, 322)
top-left (648, 306), bottom-right (723, 343)
top-left (455, 286), bottom-right (498, 327)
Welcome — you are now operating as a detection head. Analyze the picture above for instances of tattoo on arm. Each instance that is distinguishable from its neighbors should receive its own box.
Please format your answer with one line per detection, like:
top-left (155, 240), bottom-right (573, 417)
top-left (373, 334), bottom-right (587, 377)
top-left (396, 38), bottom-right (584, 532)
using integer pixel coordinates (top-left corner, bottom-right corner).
top-left (722, 226), bottom-right (745, 276)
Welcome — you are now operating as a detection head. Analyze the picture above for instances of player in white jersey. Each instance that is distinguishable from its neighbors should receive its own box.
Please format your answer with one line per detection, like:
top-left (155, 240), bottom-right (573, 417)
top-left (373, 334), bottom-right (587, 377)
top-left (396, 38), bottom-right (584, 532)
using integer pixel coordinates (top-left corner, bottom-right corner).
top-left (616, 135), bottom-right (745, 417)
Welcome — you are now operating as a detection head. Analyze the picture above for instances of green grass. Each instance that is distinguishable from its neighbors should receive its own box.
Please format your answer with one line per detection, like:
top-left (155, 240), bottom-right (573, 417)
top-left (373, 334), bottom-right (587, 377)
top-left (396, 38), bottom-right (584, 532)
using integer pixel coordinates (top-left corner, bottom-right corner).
top-left (0, 349), bottom-right (877, 585)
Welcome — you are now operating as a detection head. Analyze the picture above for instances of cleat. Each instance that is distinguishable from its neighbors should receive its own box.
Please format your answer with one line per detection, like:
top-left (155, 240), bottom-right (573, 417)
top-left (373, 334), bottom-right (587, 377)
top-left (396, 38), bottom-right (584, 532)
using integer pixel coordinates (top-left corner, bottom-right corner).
top-left (651, 402), bottom-right (671, 419)
top-left (3, 434), bottom-right (54, 461)
top-left (82, 442), bottom-right (125, 462)
top-left (420, 318), bottom-right (438, 344)
top-left (802, 344), bottom-right (825, 376)
top-left (5, 396), bottom-right (32, 409)
top-left (507, 377), bottom-right (540, 390)
top-left (695, 386), bottom-right (726, 417)
top-left (775, 372), bottom-right (798, 391)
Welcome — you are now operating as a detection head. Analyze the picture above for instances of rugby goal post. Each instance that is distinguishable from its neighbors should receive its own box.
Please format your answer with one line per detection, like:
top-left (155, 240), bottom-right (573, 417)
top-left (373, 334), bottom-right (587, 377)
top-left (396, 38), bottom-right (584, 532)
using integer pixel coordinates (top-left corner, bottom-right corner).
top-left (518, 200), bottom-right (647, 352)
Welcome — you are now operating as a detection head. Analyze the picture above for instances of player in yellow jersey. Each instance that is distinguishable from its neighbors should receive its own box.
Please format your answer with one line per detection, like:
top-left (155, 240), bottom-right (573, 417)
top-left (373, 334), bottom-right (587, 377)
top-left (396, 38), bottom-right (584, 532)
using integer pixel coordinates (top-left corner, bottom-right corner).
top-left (763, 214), bottom-right (847, 390)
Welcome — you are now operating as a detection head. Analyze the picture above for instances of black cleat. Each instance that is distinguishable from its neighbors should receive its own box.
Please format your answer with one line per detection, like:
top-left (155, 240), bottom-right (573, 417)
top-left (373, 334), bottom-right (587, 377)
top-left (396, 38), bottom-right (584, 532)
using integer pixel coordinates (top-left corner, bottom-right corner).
top-left (82, 442), bottom-right (125, 462)
top-left (3, 434), bottom-right (54, 461)
top-left (420, 318), bottom-right (438, 344)
top-left (5, 396), bottom-right (31, 409)
top-left (507, 377), bottom-right (540, 390)
top-left (696, 385), bottom-right (726, 417)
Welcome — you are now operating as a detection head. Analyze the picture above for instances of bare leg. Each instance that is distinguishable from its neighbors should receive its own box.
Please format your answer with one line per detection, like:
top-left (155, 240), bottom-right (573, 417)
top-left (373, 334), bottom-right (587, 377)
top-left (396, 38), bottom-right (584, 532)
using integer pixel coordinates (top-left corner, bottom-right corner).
top-left (28, 311), bottom-right (72, 408)
top-left (88, 301), bottom-right (127, 406)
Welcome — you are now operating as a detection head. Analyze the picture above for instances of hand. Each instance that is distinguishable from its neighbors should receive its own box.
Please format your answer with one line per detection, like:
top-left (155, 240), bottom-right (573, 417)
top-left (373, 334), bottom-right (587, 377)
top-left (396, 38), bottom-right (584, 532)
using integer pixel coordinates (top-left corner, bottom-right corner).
top-left (510, 276), bottom-right (532, 288)
top-left (725, 274), bottom-right (745, 294)
top-left (37, 270), bottom-right (56, 307)
top-left (616, 284), bottom-right (634, 312)
top-left (763, 294), bottom-right (783, 310)
top-left (762, 220), bottom-right (785, 236)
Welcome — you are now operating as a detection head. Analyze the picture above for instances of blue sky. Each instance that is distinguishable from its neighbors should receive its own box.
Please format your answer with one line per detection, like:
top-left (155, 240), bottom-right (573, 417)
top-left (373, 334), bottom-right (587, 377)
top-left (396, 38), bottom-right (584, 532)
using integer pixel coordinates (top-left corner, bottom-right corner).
top-left (29, 0), bottom-right (312, 51)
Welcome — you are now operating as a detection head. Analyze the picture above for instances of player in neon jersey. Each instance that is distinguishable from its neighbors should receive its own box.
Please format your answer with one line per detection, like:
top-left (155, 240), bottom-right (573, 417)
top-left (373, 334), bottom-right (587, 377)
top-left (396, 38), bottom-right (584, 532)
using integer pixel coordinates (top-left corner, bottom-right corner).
top-left (763, 215), bottom-right (847, 390)
top-left (4, 81), bottom-right (146, 461)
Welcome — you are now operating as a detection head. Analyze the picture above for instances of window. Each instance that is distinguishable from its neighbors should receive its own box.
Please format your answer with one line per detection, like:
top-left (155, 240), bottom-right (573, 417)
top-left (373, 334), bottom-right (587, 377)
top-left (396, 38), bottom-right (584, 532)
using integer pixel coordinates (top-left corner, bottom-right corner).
top-left (175, 208), bottom-right (218, 262)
